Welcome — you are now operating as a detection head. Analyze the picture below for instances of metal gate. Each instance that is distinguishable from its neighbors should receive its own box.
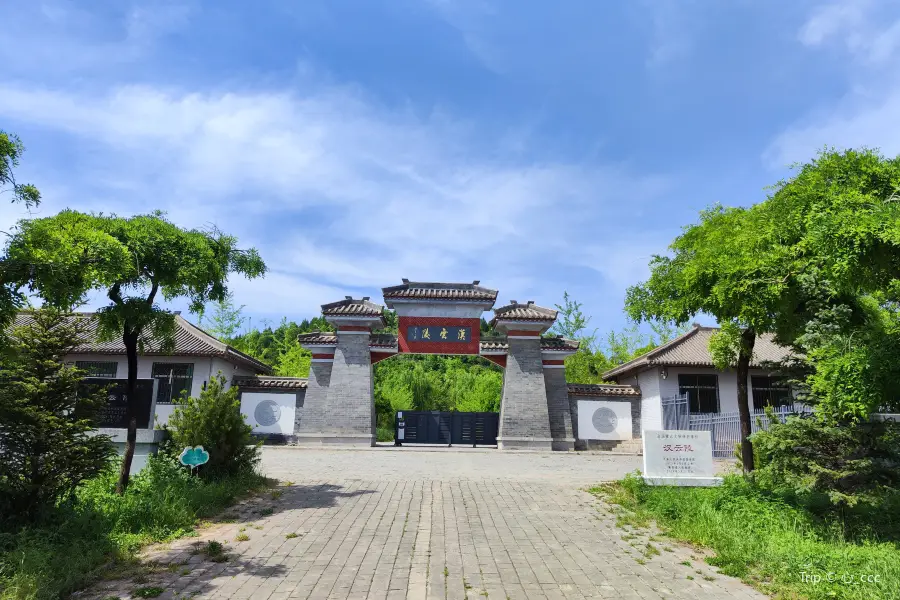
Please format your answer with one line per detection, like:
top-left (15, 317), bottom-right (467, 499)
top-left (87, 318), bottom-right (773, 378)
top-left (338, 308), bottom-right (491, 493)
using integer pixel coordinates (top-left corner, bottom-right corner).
top-left (395, 411), bottom-right (499, 446)
top-left (662, 394), bottom-right (690, 430)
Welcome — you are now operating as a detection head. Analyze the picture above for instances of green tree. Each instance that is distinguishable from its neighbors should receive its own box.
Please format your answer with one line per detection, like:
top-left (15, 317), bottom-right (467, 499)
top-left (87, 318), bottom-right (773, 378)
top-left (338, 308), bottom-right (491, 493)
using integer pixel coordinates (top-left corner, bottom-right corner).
top-left (200, 293), bottom-right (247, 341)
top-left (166, 372), bottom-right (259, 478)
top-left (626, 205), bottom-right (785, 472)
top-left (3, 210), bottom-right (266, 492)
top-left (0, 131), bottom-right (40, 209)
top-left (754, 149), bottom-right (900, 422)
top-left (0, 307), bottom-right (115, 521)
top-left (0, 131), bottom-right (42, 333)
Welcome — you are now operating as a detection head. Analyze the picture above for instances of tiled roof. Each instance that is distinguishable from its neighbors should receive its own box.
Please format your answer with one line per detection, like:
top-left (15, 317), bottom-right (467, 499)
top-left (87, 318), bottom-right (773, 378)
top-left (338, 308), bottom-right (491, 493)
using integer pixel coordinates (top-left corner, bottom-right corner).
top-left (490, 301), bottom-right (557, 324)
top-left (296, 332), bottom-right (398, 348)
top-left (369, 333), bottom-right (399, 349)
top-left (567, 383), bottom-right (641, 397)
top-left (602, 324), bottom-right (793, 379)
top-left (321, 297), bottom-right (385, 318)
top-left (233, 376), bottom-right (308, 391)
top-left (297, 332), bottom-right (338, 345)
top-left (478, 336), bottom-right (579, 352)
top-left (10, 312), bottom-right (272, 374)
top-left (539, 336), bottom-right (581, 351)
top-left (382, 280), bottom-right (498, 303)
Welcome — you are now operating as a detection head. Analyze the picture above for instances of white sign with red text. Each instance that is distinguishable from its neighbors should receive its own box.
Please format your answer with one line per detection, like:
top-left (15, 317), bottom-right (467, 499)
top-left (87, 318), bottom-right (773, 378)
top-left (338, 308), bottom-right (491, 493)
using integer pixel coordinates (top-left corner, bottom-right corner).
top-left (642, 430), bottom-right (721, 486)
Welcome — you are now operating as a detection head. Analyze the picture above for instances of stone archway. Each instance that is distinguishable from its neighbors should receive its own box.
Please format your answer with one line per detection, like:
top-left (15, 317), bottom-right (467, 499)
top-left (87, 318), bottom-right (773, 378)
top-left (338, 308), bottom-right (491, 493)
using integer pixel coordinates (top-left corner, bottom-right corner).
top-left (291, 280), bottom-right (580, 450)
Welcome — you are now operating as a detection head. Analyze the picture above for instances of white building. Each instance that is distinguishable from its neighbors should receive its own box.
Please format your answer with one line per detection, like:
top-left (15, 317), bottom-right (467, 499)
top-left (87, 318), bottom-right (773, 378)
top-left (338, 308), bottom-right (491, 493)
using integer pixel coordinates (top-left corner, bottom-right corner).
top-left (602, 324), bottom-right (794, 432)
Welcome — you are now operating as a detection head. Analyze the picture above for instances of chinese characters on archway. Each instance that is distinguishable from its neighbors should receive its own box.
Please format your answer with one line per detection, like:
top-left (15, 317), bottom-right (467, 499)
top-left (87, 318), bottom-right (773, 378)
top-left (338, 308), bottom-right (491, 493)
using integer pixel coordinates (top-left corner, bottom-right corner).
top-left (407, 326), bottom-right (472, 342)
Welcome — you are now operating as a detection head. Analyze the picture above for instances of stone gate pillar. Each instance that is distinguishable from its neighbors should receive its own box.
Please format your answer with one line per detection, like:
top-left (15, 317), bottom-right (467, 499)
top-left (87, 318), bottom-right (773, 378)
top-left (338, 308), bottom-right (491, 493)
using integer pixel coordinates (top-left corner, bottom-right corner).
top-left (492, 301), bottom-right (559, 450)
top-left (292, 334), bottom-right (336, 443)
top-left (292, 297), bottom-right (385, 447)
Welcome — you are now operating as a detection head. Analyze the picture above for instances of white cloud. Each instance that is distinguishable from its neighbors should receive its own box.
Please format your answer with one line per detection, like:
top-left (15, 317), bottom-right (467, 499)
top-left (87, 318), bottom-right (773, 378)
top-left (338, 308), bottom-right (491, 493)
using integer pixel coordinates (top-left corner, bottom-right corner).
top-left (798, 0), bottom-right (868, 46)
top-left (765, 86), bottom-right (900, 166)
top-left (0, 79), bottom-right (669, 317)
top-left (797, 0), bottom-right (900, 64)
top-left (766, 1), bottom-right (900, 166)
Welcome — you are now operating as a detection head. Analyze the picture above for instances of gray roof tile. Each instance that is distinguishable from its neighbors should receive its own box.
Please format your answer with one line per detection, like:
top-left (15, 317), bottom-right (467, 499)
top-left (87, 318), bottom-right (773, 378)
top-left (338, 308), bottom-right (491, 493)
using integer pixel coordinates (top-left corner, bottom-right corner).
top-left (233, 375), bottom-right (307, 390)
top-left (567, 383), bottom-right (641, 397)
top-left (382, 280), bottom-right (498, 303)
top-left (11, 311), bottom-right (272, 374)
top-left (321, 297), bottom-right (385, 317)
top-left (490, 301), bottom-right (557, 324)
top-left (602, 325), bottom-right (792, 379)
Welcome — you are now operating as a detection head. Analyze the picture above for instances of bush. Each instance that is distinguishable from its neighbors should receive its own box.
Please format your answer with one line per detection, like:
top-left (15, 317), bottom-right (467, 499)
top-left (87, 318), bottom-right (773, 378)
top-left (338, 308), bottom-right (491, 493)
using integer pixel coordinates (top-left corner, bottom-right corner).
top-left (0, 453), bottom-right (268, 600)
top-left (0, 308), bottom-right (115, 523)
top-left (166, 372), bottom-right (259, 478)
top-left (751, 414), bottom-right (900, 510)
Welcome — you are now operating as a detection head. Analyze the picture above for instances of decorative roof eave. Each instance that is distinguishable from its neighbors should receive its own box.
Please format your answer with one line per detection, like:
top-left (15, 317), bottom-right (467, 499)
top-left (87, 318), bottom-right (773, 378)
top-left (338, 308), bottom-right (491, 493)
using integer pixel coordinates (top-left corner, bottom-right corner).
top-left (567, 383), bottom-right (642, 398)
top-left (382, 280), bottom-right (499, 305)
top-left (297, 332), bottom-right (338, 347)
top-left (489, 301), bottom-right (558, 326)
top-left (369, 333), bottom-right (399, 350)
top-left (233, 375), bottom-right (308, 391)
top-left (477, 336), bottom-right (579, 354)
top-left (321, 296), bottom-right (386, 319)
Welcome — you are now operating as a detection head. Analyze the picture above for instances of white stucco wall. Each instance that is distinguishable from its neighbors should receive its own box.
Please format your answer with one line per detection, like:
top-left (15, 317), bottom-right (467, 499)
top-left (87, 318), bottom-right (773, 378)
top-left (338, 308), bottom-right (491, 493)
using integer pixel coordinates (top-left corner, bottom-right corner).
top-left (652, 366), bottom-right (786, 414)
top-left (637, 369), bottom-right (662, 431)
top-left (66, 353), bottom-right (255, 426)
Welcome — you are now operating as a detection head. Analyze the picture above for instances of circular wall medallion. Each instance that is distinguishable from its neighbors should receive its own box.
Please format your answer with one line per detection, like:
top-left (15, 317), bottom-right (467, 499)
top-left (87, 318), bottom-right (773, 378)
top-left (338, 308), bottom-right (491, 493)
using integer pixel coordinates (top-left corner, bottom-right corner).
top-left (591, 407), bottom-right (618, 434)
top-left (254, 400), bottom-right (282, 427)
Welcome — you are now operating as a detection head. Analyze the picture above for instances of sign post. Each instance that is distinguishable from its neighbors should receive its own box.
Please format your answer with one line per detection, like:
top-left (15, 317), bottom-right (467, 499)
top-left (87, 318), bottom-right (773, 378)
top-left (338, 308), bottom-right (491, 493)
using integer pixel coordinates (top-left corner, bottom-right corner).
top-left (642, 430), bottom-right (723, 486)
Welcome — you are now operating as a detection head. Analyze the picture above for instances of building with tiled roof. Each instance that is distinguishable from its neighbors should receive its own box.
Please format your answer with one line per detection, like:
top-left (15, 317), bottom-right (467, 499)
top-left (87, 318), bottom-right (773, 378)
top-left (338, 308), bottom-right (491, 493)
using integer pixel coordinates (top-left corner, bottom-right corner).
top-left (602, 324), bottom-right (795, 428)
top-left (602, 324), bottom-right (790, 379)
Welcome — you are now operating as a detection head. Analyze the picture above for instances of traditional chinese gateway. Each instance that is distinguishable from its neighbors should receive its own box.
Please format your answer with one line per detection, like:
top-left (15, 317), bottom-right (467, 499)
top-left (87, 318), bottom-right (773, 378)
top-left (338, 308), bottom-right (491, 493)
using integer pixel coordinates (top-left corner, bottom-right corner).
top-left (290, 280), bottom-right (640, 450)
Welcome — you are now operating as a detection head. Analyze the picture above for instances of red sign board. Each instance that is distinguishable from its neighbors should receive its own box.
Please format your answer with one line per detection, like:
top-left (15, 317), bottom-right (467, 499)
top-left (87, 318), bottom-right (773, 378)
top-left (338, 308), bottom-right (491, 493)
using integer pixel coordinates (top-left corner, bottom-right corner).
top-left (398, 316), bottom-right (481, 355)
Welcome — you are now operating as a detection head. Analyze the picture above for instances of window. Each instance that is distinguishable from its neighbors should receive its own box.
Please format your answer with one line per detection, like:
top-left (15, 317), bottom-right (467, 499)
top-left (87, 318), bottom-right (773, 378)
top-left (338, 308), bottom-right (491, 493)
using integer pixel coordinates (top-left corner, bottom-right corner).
top-left (752, 376), bottom-right (793, 410)
top-left (678, 374), bottom-right (720, 413)
top-left (151, 363), bottom-right (194, 404)
top-left (75, 361), bottom-right (118, 378)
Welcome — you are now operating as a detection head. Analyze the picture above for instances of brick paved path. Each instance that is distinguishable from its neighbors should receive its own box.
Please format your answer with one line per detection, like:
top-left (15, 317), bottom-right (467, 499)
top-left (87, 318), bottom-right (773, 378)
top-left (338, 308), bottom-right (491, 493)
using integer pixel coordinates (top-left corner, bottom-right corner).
top-left (94, 448), bottom-right (762, 600)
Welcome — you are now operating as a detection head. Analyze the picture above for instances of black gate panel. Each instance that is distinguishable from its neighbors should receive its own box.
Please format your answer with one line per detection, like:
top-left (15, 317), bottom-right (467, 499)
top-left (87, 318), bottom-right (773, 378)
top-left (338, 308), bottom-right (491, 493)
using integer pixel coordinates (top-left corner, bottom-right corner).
top-left (396, 411), bottom-right (498, 446)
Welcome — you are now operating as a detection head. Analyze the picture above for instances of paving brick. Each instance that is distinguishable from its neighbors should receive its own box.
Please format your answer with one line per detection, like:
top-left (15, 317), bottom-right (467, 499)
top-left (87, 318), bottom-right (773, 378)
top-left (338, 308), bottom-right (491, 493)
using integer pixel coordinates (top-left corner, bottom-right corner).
top-left (86, 449), bottom-right (759, 600)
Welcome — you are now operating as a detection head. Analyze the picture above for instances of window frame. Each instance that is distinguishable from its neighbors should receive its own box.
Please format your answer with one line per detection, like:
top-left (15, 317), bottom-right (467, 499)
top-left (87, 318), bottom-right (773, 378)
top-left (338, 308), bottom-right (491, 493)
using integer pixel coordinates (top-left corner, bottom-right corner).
top-left (751, 375), bottom-right (793, 410)
top-left (75, 360), bottom-right (118, 378)
top-left (151, 362), bottom-right (195, 405)
top-left (677, 373), bottom-right (720, 414)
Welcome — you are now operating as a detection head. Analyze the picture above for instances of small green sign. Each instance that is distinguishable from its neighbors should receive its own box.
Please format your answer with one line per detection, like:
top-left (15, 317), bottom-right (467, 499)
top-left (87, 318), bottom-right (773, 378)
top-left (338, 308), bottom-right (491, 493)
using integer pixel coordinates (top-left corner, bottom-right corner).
top-left (179, 445), bottom-right (210, 468)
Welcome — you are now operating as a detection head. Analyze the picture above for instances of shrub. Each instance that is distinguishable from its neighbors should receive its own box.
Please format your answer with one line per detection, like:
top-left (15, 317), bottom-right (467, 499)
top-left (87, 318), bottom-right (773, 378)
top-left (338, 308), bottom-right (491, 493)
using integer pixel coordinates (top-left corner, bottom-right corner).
top-left (751, 414), bottom-right (900, 506)
top-left (0, 308), bottom-right (115, 523)
top-left (0, 454), bottom-right (267, 599)
top-left (166, 372), bottom-right (259, 478)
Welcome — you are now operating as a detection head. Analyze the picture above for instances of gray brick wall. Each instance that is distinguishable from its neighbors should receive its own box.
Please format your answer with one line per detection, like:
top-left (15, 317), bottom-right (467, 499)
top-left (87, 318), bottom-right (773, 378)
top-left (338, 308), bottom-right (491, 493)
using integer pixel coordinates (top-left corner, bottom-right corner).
top-left (294, 360), bottom-right (332, 436)
top-left (323, 332), bottom-right (375, 441)
top-left (543, 367), bottom-right (573, 450)
top-left (498, 338), bottom-right (552, 449)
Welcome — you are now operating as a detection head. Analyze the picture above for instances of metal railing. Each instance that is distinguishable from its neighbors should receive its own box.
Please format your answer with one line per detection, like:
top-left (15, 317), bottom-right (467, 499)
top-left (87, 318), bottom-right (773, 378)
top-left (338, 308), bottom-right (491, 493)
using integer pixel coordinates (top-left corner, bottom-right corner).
top-left (662, 396), bottom-right (810, 458)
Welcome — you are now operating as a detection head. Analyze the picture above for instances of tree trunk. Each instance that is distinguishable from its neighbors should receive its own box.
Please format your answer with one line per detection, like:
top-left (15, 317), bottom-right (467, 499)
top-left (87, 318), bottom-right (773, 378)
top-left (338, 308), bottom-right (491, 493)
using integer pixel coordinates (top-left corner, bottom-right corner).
top-left (115, 326), bottom-right (139, 495)
top-left (737, 327), bottom-right (756, 473)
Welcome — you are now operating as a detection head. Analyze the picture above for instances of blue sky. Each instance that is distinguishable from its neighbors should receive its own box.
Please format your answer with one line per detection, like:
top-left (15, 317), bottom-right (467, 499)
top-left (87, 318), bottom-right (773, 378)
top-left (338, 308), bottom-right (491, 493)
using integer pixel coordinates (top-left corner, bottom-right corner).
top-left (3, 0), bottom-right (900, 337)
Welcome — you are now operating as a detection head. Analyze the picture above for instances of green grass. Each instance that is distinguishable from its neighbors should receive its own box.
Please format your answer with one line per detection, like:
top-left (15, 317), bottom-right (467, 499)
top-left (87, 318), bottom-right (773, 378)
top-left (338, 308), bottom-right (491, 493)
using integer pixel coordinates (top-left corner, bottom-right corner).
top-left (591, 473), bottom-right (900, 600)
top-left (0, 456), bottom-right (269, 600)
top-left (376, 427), bottom-right (394, 442)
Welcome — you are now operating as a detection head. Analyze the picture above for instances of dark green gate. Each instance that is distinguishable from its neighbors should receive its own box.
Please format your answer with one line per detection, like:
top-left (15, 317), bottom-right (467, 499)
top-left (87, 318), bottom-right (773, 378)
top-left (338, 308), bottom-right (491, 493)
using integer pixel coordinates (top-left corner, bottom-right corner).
top-left (394, 411), bottom-right (499, 446)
